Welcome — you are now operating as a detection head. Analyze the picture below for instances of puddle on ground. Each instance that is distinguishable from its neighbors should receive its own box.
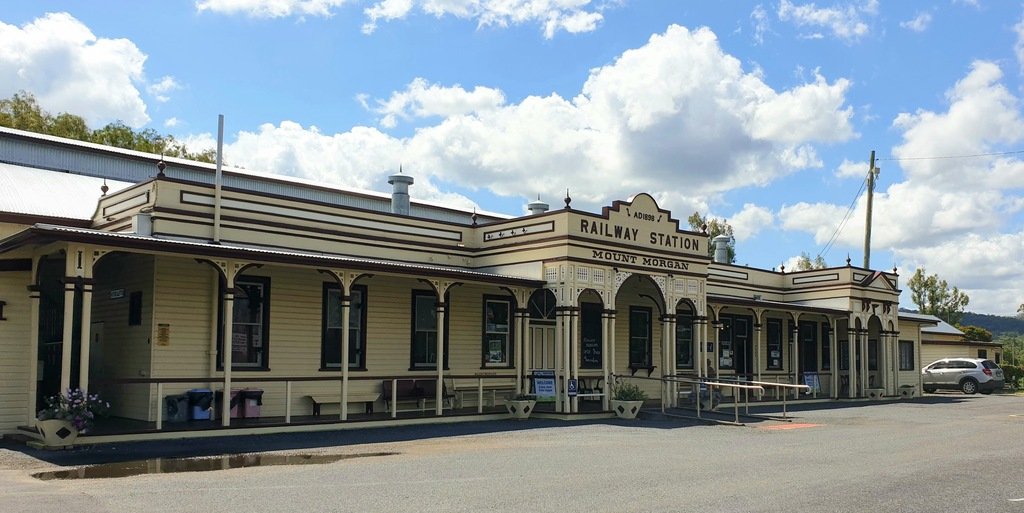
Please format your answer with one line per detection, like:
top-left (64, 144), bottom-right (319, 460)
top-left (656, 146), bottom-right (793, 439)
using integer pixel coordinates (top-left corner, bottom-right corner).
top-left (33, 452), bottom-right (398, 480)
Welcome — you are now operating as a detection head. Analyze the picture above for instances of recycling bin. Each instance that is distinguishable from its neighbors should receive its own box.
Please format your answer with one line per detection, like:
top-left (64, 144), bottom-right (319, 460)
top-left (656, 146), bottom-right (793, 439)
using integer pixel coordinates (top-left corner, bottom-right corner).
top-left (187, 388), bottom-right (214, 420)
top-left (239, 388), bottom-right (264, 418)
top-left (214, 389), bottom-right (244, 418)
top-left (164, 394), bottom-right (188, 422)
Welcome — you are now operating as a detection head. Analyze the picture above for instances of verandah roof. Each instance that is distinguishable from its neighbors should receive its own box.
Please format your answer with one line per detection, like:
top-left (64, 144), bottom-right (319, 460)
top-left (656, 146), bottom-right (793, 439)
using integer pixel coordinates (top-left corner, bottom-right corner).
top-left (0, 224), bottom-right (546, 288)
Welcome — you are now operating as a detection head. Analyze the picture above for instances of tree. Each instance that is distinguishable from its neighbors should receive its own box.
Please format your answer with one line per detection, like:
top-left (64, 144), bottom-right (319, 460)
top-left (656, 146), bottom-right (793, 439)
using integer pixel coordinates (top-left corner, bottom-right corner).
top-left (0, 91), bottom-right (49, 132)
top-left (907, 268), bottom-right (970, 325)
top-left (1018, 303), bottom-right (1024, 320)
top-left (0, 91), bottom-right (215, 163)
top-left (687, 212), bottom-right (735, 263)
top-left (958, 325), bottom-right (992, 342)
top-left (795, 252), bottom-right (827, 270)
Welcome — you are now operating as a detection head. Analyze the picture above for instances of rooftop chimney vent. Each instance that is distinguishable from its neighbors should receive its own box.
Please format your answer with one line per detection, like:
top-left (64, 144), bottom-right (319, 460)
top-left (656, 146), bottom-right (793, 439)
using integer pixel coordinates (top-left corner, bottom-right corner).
top-left (527, 196), bottom-right (549, 215)
top-left (712, 234), bottom-right (731, 264)
top-left (388, 171), bottom-right (414, 216)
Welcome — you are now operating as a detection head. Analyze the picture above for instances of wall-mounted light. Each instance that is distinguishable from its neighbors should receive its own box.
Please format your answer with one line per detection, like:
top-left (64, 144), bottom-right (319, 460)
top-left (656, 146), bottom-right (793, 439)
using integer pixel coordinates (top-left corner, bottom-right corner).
top-left (0, 300), bottom-right (6, 321)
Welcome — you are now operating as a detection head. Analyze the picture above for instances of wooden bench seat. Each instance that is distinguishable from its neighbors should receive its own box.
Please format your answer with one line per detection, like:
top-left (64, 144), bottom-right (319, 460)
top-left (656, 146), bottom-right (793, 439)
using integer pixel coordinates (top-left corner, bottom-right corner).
top-left (307, 393), bottom-right (381, 416)
top-left (449, 377), bottom-right (517, 407)
top-left (382, 379), bottom-right (454, 414)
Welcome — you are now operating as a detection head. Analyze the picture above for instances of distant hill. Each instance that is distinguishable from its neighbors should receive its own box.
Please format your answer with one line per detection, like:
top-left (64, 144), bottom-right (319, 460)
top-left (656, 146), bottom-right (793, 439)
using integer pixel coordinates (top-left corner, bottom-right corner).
top-left (899, 308), bottom-right (1024, 336)
top-left (960, 312), bottom-right (1024, 336)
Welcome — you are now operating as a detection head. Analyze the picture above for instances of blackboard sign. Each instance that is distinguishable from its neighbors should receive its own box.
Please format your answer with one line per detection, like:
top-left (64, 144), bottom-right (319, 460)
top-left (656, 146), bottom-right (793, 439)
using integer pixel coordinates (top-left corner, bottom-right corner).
top-left (581, 303), bottom-right (602, 369)
top-left (582, 337), bottom-right (601, 367)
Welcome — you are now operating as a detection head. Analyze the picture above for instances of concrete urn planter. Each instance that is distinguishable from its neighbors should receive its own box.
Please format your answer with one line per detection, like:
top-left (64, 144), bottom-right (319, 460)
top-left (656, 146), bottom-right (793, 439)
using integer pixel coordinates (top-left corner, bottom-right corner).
top-left (37, 419), bottom-right (78, 448)
top-left (610, 399), bottom-right (644, 419)
top-left (898, 386), bottom-right (916, 399)
top-left (866, 388), bottom-right (886, 400)
top-left (505, 399), bottom-right (536, 420)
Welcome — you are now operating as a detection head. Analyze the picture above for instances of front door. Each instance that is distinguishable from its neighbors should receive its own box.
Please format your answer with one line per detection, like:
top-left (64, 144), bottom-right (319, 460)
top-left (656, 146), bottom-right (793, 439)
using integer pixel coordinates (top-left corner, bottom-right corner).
top-left (530, 325), bottom-right (557, 370)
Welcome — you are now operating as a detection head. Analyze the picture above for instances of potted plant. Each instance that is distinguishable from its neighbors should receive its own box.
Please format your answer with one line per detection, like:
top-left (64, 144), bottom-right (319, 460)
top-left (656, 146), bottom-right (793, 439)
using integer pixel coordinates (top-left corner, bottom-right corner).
top-left (610, 381), bottom-right (647, 419)
top-left (36, 388), bottom-right (109, 448)
top-left (505, 393), bottom-right (536, 420)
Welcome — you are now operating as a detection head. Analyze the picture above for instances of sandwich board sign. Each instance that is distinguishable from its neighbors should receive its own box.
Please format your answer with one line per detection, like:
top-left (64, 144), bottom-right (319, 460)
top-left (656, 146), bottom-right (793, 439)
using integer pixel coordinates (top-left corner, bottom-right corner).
top-left (533, 370), bottom-right (556, 403)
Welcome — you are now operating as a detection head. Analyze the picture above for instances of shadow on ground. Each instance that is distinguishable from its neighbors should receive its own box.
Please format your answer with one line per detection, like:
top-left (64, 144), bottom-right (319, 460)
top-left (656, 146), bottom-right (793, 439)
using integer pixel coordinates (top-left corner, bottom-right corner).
top-left (1, 395), bottom-right (976, 467)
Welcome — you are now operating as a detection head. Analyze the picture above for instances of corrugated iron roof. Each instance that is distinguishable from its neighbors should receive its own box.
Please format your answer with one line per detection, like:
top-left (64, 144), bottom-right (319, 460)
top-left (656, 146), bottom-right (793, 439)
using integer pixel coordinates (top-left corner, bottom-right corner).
top-left (0, 126), bottom-right (511, 224)
top-left (0, 162), bottom-right (133, 220)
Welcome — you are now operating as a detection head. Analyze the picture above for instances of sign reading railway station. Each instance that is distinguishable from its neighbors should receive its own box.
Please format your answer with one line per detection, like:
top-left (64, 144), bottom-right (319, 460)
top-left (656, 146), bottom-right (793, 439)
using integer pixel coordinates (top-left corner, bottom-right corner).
top-left (573, 194), bottom-right (704, 258)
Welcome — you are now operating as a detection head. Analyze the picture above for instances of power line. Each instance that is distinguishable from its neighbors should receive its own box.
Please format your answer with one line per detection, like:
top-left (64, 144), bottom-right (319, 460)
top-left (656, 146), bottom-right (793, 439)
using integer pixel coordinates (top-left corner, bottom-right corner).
top-left (817, 169), bottom-right (868, 260)
top-left (876, 149), bottom-right (1024, 161)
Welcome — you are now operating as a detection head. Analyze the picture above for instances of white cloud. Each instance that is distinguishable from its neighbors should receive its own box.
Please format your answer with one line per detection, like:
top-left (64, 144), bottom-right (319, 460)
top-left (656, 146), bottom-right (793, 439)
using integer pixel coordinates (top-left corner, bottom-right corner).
top-left (730, 203), bottom-right (775, 241)
top-left (751, 4), bottom-right (769, 45)
top-left (897, 231), bottom-right (1024, 316)
top-left (834, 158), bottom-right (867, 178)
top-left (899, 12), bottom-right (932, 33)
top-left (1015, 13), bottom-right (1024, 75)
top-left (363, 0), bottom-right (604, 38)
top-left (196, 0), bottom-right (605, 38)
top-left (164, 117), bottom-right (180, 128)
top-left (195, 0), bottom-right (350, 18)
top-left (147, 76), bottom-right (181, 103)
top-left (364, 77), bottom-right (505, 128)
top-left (222, 25), bottom-right (854, 215)
top-left (0, 12), bottom-right (150, 127)
top-left (777, 0), bottom-right (877, 43)
top-left (780, 61), bottom-right (1024, 314)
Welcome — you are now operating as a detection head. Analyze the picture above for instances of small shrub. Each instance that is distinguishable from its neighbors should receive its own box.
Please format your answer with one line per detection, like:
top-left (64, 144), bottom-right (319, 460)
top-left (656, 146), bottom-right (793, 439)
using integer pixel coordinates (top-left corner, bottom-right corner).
top-left (612, 382), bottom-right (647, 401)
top-left (1001, 364), bottom-right (1023, 388)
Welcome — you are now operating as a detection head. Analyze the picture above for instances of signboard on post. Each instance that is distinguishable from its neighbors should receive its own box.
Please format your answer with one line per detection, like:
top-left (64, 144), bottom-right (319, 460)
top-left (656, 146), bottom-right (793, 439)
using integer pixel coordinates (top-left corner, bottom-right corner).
top-left (567, 378), bottom-right (578, 397)
top-left (533, 370), bottom-right (556, 403)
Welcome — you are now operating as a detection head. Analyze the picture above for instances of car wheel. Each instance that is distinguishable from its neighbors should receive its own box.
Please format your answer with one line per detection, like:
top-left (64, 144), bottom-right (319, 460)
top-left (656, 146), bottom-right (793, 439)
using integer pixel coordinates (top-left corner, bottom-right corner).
top-left (960, 378), bottom-right (978, 395)
top-left (923, 386), bottom-right (936, 393)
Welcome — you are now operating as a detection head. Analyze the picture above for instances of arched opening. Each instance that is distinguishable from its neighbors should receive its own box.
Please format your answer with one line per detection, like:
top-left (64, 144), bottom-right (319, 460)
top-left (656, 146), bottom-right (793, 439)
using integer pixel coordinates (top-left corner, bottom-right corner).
top-left (527, 289), bottom-right (557, 371)
top-left (674, 299), bottom-right (697, 374)
top-left (867, 315), bottom-right (883, 389)
top-left (578, 289), bottom-right (605, 372)
top-left (614, 274), bottom-right (664, 374)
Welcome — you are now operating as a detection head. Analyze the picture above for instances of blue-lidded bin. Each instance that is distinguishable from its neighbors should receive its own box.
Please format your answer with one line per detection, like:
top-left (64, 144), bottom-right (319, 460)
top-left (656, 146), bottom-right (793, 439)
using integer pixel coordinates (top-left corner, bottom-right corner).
top-left (187, 388), bottom-right (213, 420)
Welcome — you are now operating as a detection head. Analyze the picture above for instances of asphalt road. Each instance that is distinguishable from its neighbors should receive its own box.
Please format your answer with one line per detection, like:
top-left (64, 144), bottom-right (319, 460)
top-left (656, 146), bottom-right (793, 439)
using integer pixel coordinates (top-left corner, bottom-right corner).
top-left (1, 393), bottom-right (1022, 513)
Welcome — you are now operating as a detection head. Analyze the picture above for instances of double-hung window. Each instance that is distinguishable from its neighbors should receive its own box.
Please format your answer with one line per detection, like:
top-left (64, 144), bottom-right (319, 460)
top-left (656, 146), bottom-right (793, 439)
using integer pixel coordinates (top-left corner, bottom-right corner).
top-left (321, 284), bottom-right (368, 370)
top-left (411, 291), bottom-right (448, 369)
top-left (675, 312), bottom-right (693, 369)
top-left (483, 296), bottom-right (512, 367)
top-left (219, 276), bottom-right (270, 370)
top-left (629, 306), bottom-right (652, 368)
top-left (766, 319), bottom-right (783, 370)
top-left (898, 340), bottom-right (914, 371)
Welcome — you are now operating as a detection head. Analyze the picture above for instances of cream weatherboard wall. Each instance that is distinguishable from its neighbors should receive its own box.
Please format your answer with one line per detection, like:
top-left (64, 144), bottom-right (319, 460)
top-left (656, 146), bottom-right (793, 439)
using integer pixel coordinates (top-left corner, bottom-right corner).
top-left (143, 258), bottom-right (530, 419)
top-left (0, 270), bottom-right (31, 433)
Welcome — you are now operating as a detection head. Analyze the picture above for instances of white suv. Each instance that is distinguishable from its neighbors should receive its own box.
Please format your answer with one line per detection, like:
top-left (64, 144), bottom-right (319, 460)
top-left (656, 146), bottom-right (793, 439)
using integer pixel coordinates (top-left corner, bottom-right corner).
top-left (922, 358), bottom-right (1004, 395)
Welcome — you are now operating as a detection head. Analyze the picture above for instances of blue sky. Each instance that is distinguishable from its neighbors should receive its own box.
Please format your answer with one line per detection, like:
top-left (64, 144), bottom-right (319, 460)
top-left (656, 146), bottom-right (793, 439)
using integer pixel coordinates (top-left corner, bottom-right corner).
top-left (1, 1), bottom-right (1022, 315)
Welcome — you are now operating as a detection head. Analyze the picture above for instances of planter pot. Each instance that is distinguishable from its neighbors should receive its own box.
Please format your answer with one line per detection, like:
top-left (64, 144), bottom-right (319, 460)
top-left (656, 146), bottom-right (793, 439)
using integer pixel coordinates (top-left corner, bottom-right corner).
top-left (505, 400), bottom-right (536, 420)
top-left (610, 399), bottom-right (644, 419)
top-left (866, 388), bottom-right (886, 400)
top-left (36, 419), bottom-right (78, 448)
top-left (899, 387), bottom-right (916, 399)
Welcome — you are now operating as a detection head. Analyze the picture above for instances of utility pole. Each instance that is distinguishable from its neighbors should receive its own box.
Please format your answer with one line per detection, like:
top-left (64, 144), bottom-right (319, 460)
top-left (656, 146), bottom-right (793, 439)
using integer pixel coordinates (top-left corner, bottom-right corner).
top-left (863, 150), bottom-right (880, 269)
